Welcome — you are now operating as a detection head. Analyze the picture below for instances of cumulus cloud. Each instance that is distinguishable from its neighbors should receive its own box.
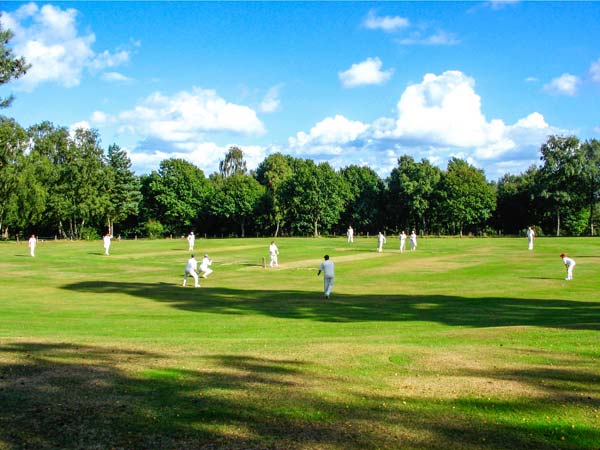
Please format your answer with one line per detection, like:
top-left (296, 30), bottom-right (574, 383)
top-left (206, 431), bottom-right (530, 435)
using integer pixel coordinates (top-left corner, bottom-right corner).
top-left (0, 3), bottom-right (131, 90)
top-left (289, 115), bottom-right (368, 152)
top-left (543, 73), bottom-right (580, 96)
top-left (285, 70), bottom-right (563, 178)
top-left (589, 58), bottom-right (600, 83)
top-left (115, 88), bottom-right (265, 143)
top-left (339, 57), bottom-right (394, 88)
top-left (363, 10), bottom-right (410, 32)
top-left (259, 84), bottom-right (283, 113)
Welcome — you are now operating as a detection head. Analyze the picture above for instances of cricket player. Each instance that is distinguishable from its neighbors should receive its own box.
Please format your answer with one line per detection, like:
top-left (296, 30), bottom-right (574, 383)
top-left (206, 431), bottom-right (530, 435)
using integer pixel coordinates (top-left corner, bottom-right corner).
top-left (347, 226), bottom-right (354, 243)
top-left (377, 232), bottom-right (386, 253)
top-left (200, 253), bottom-right (213, 278)
top-left (269, 241), bottom-right (279, 267)
top-left (318, 254), bottom-right (335, 299)
top-left (560, 253), bottom-right (576, 281)
top-left (28, 234), bottom-right (37, 257)
top-left (399, 231), bottom-right (407, 253)
top-left (183, 254), bottom-right (200, 287)
top-left (187, 232), bottom-right (195, 252)
top-left (527, 226), bottom-right (535, 250)
top-left (103, 233), bottom-right (112, 256)
top-left (410, 230), bottom-right (417, 251)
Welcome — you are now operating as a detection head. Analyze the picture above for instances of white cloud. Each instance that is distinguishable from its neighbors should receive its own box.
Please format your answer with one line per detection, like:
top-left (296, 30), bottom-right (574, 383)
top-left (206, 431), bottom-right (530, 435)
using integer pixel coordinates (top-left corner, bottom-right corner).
top-left (525, 76), bottom-right (539, 83)
top-left (289, 115), bottom-right (368, 153)
top-left (115, 87), bottom-right (265, 143)
top-left (90, 110), bottom-right (113, 124)
top-left (363, 10), bottom-right (410, 32)
top-left (339, 57), bottom-right (394, 88)
top-left (284, 70), bottom-right (563, 178)
top-left (259, 84), bottom-right (282, 113)
top-left (397, 30), bottom-right (460, 46)
top-left (101, 72), bottom-right (133, 83)
top-left (543, 73), bottom-right (580, 96)
top-left (589, 58), bottom-right (600, 83)
top-left (0, 3), bottom-right (130, 90)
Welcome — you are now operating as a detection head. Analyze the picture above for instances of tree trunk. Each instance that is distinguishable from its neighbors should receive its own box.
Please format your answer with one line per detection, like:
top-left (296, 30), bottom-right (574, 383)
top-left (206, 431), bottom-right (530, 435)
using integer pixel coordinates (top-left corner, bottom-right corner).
top-left (274, 220), bottom-right (280, 238)
top-left (313, 220), bottom-right (318, 237)
top-left (556, 210), bottom-right (560, 237)
top-left (590, 202), bottom-right (595, 236)
top-left (241, 220), bottom-right (245, 238)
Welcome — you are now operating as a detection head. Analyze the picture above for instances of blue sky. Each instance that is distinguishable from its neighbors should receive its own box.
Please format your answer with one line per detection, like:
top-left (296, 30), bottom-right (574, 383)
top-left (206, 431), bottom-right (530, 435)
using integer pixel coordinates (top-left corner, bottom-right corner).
top-left (1, 1), bottom-right (599, 180)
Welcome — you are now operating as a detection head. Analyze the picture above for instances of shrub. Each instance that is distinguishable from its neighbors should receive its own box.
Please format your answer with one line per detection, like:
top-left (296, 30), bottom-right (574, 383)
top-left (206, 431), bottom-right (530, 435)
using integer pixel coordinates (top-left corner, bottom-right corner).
top-left (144, 219), bottom-right (164, 239)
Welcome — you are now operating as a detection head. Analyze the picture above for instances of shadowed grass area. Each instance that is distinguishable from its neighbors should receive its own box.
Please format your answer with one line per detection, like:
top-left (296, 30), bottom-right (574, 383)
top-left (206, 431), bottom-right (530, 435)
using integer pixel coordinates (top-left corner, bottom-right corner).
top-left (1, 236), bottom-right (599, 449)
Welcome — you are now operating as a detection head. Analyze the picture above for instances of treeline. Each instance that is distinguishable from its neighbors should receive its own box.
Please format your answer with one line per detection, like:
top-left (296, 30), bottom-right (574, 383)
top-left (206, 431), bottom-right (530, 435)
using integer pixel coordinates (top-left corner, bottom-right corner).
top-left (1, 117), bottom-right (599, 240)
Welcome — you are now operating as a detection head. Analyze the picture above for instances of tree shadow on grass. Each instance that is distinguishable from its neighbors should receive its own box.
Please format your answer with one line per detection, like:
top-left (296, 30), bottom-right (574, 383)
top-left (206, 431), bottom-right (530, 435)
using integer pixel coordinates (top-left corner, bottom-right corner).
top-left (62, 281), bottom-right (600, 330)
top-left (1, 342), bottom-right (598, 449)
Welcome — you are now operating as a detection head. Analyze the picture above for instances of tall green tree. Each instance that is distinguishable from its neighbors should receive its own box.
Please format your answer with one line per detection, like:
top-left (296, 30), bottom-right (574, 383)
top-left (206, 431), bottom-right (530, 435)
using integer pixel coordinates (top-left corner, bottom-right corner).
top-left (0, 117), bottom-right (28, 236)
top-left (581, 139), bottom-right (600, 235)
top-left (0, 24), bottom-right (30, 108)
top-left (145, 158), bottom-right (210, 235)
top-left (537, 135), bottom-right (585, 236)
top-left (494, 166), bottom-right (538, 235)
top-left (255, 153), bottom-right (294, 236)
top-left (105, 144), bottom-right (141, 236)
top-left (219, 146), bottom-right (247, 177)
top-left (438, 158), bottom-right (496, 236)
top-left (386, 156), bottom-right (442, 234)
top-left (209, 174), bottom-right (265, 237)
top-left (340, 165), bottom-right (384, 233)
top-left (280, 160), bottom-right (348, 236)
top-left (61, 128), bottom-right (110, 238)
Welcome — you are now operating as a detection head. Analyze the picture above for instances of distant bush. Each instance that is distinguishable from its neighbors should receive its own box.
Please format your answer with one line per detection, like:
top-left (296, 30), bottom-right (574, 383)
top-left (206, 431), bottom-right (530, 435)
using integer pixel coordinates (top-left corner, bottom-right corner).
top-left (80, 227), bottom-right (100, 241)
top-left (144, 219), bottom-right (164, 239)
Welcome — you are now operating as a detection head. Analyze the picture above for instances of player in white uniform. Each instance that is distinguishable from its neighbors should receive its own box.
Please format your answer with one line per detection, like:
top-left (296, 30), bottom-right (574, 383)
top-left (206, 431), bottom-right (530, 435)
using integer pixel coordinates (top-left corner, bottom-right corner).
top-left (187, 232), bottom-right (195, 252)
top-left (103, 233), bottom-right (112, 255)
top-left (527, 226), bottom-right (535, 250)
top-left (377, 232), bottom-right (386, 253)
top-left (318, 255), bottom-right (335, 299)
top-left (560, 253), bottom-right (576, 281)
top-left (28, 234), bottom-right (37, 257)
top-left (183, 254), bottom-right (200, 287)
top-left (269, 241), bottom-right (279, 267)
top-left (399, 231), bottom-right (407, 253)
top-left (199, 254), bottom-right (213, 278)
top-left (409, 230), bottom-right (417, 251)
top-left (347, 226), bottom-right (354, 243)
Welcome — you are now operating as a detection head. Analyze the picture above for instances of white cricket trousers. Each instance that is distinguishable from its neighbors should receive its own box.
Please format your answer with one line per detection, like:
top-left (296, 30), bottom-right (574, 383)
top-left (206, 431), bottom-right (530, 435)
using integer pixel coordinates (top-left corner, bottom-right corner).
top-left (324, 276), bottom-right (334, 297)
top-left (183, 270), bottom-right (199, 287)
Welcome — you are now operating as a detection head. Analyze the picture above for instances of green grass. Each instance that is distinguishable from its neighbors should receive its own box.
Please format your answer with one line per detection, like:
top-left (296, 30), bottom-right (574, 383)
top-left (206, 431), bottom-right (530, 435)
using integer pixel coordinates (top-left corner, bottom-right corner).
top-left (0, 236), bottom-right (599, 449)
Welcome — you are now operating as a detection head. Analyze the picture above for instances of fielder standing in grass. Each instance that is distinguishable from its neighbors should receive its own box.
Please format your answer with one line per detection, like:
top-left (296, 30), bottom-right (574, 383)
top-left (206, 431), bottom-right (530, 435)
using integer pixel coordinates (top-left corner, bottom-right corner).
top-left (318, 254), bottom-right (335, 299)
top-left (377, 232), bottom-right (386, 253)
top-left (183, 254), bottom-right (200, 287)
top-left (199, 253), bottom-right (213, 278)
top-left (347, 226), bottom-right (354, 243)
top-left (269, 241), bottom-right (279, 267)
top-left (103, 232), bottom-right (112, 256)
top-left (410, 230), bottom-right (418, 251)
top-left (28, 234), bottom-right (37, 257)
top-left (560, 253), bottom-right (576, 280)
top-left (527, 226), bottom-right (536, 250)
top-left (187, 232), bottom-right (195, 252)
top-left (399, 230), bottom-right (407, 253)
